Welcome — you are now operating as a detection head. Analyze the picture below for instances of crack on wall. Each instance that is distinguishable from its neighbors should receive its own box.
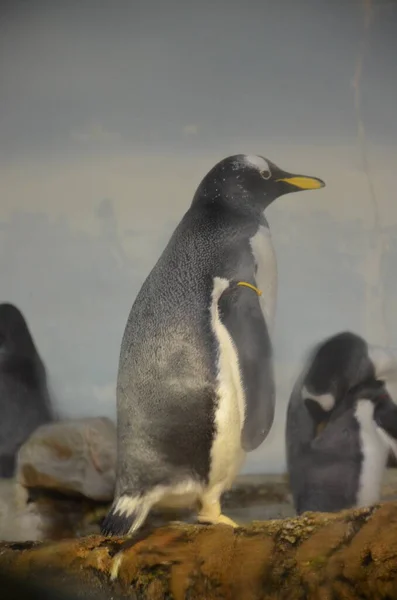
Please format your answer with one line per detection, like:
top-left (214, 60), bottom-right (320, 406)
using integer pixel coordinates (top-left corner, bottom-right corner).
top-left (353, 0), bottom-right (389, 347)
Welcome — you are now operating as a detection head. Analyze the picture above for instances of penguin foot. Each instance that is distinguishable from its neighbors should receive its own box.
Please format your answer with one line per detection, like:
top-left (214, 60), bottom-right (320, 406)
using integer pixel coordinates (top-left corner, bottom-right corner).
top-left (217, 514), bottom-right (239, 528)
top-left (197, 497), bottom-right (239, 528)
top-left (196, 513), bottom-right (239, 528)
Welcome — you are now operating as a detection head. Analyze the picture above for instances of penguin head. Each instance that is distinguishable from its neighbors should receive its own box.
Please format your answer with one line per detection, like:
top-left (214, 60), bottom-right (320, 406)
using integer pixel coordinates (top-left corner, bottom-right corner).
top-left (192, 154), bottom-right (325, 212)
top-left (303, 332), bottom-right (374, 404)
top-left (301, 332), bottom-right (376, 429)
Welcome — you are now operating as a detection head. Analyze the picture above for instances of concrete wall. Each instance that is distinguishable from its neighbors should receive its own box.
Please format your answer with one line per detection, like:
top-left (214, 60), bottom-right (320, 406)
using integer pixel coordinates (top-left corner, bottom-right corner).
top-left (1, 0), bottom-right (396, 473)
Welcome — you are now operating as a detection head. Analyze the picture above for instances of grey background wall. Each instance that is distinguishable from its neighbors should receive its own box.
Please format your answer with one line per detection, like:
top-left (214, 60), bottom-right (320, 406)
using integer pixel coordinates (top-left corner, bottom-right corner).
top-left (1, 0), bottom-right (396, 473)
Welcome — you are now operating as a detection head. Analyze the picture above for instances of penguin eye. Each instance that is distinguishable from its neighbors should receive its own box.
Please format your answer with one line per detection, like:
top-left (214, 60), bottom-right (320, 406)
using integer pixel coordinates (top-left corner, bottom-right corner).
top-left (260, 169), bottom-right (271, 180)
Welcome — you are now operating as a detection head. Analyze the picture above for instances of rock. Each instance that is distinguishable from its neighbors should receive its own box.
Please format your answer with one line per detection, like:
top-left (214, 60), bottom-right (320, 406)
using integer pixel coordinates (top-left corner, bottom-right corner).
top-left (16, 417), bottom-right (117, 502)
top-left (1, 502), bottom-right (397, 599)
top-left (0, 480), bottom-right (50, 541)
top-left (0, 477), bottom-right (113, 542)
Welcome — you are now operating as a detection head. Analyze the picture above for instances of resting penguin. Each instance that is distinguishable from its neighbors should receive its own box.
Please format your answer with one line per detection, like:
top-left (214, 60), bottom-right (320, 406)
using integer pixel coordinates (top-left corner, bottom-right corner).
top-left (101, 154), bottom-right (325, 537)
top-left (286, 331), bottom-right (397, 515)
top-left (0, 303), bottom-right (54, 477)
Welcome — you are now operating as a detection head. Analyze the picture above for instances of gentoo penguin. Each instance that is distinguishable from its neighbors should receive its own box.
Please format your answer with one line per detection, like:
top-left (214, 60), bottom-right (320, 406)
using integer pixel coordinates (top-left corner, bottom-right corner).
top-left (286, 331), bottom-right (397, 514)
top-left (101, 154), bottom-right (325, 537)
top-left (0, 303), bottom-right (54, 477)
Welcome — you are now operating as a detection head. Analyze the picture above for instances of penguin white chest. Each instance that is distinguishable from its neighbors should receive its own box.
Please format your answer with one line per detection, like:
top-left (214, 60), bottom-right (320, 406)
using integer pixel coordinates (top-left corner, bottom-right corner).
top-left (208, 277), bottom-right (246, 492)
top-left (355, 400), bottom-right (389, 507)
top-left (249, 225), bottom-right (278, 333)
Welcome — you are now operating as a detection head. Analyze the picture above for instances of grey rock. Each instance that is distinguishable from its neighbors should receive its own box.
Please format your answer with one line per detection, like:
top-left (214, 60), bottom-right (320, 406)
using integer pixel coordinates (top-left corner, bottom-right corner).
top-left (16, 417), bottom-right (117, 501)
top-left (0, 480), bottom-right (48, 541)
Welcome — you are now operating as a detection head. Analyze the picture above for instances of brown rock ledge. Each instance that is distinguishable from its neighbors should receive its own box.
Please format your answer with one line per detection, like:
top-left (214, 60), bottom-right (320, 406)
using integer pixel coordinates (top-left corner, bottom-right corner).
top-left (1, 501), bottom-right (397, 599)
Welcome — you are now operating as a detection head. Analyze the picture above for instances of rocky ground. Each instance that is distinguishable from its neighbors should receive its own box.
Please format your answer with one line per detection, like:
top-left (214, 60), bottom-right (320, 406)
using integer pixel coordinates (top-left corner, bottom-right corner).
top-left (1, 416), bottom-right (397, 542)
top-left (2, 501), bottom-right (397, 599)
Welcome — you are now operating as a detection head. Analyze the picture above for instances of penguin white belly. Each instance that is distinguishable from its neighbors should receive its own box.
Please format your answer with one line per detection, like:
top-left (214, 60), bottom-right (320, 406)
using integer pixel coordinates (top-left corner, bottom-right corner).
top-left (249, 225), bottom-right (278, 334)
top-left (207, 277), bottom-right (246, 497)
top-left (355, 400), bottom-right (389, 507)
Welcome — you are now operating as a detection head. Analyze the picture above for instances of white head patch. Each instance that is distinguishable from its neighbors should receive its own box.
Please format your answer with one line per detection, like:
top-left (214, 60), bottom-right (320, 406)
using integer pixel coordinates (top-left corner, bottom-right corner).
top-left (301, 386), bottom-right (335, 412)
top-left (244, 155), bottom-right (271, 177)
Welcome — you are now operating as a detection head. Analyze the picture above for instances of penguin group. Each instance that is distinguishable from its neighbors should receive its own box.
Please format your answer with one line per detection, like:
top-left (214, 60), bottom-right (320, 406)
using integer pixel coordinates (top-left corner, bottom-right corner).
top-left (101, 152), bottom-right (397, 537)
top-left (1, 151), bottom-right (395, 537)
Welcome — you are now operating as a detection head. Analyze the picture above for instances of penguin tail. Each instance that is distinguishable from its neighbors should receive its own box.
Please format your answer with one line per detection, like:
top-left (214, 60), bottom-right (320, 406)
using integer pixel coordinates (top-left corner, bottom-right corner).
top-left (101, 494), bottom-right (149, 537)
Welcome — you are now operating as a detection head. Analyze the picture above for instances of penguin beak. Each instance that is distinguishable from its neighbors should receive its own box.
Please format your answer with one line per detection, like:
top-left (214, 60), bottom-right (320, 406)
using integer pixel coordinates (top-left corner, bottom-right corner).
top-left (275, 174), bottom-right (326, 190)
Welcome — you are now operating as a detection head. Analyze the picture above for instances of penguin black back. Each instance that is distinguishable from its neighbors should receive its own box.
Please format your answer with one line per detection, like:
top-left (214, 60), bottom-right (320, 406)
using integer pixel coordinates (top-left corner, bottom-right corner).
top-left (0, 303), bottom-right (54, 477)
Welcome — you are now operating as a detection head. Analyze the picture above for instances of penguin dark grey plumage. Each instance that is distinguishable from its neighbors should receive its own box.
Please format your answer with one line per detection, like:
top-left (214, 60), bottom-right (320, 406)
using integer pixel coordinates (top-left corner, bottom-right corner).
top-left (286, 331), bottom-right (397, 515)
top-left (0, 303), bottom-right (54, 477)
top-left (101, 154), bottom-right (325, 536)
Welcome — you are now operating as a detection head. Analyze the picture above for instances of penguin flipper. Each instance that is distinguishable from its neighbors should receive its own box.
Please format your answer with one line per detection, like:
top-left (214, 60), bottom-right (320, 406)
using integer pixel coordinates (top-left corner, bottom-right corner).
top-left (218, 283), bottom-right (275, 452)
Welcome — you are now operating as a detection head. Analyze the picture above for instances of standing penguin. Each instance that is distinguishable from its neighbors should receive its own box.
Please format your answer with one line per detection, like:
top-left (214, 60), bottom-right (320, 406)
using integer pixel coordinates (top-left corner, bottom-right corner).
top-left (101, 154), bottom-right (325, 536)
top-left (286, 331), bottom-right (397, 514)
top-left (0, 303), bottom-right (54, 477)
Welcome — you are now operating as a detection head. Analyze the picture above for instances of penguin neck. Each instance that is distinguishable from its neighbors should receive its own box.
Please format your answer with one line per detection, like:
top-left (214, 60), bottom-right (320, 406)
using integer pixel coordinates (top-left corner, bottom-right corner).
top-left (191, 181), bottom-right (274, 220)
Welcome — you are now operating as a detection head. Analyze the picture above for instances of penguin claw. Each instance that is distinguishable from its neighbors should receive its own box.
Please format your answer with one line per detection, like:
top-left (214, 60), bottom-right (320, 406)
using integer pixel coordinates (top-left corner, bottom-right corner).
top-left (196, 514), bottom-right (239, 528)
top-left (217, 514), bottom-right (239, 528)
